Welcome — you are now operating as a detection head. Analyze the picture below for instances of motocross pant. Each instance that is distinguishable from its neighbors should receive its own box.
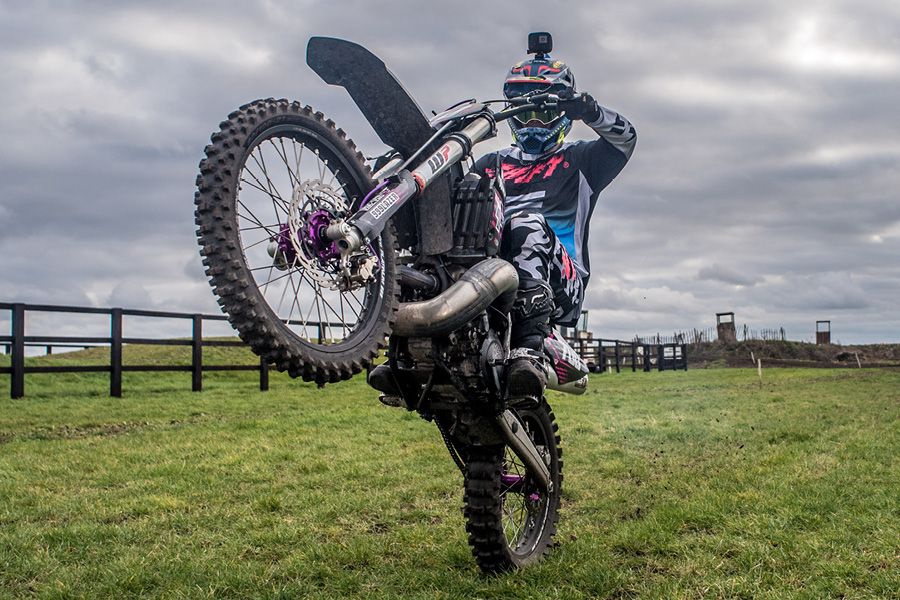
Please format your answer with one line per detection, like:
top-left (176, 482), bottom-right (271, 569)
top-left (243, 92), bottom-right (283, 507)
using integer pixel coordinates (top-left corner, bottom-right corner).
top-left (500, 211), bottom-right (584, 350)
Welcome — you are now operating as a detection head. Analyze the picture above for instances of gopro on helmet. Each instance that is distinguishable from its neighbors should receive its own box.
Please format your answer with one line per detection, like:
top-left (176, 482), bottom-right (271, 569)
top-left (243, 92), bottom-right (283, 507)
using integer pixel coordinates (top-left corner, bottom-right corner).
top-left (527, 32), bottom-right (553, 57)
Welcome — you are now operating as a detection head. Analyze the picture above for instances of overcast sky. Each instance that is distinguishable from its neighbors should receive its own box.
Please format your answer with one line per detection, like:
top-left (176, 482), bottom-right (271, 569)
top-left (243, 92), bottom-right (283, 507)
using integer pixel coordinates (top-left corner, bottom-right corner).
top-left (2, 0), bottom-right (899, 344)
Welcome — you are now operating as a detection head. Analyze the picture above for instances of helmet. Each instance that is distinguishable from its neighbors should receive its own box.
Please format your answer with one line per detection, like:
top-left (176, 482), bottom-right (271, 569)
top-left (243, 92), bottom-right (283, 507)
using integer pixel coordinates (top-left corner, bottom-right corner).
top-left (503, 57), bottom-right (576, 155)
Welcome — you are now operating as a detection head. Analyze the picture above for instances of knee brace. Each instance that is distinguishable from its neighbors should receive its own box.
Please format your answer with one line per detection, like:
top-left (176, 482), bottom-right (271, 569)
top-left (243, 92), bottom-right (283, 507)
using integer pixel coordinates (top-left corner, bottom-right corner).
top-left (510, 277), bottom-right (554, 350)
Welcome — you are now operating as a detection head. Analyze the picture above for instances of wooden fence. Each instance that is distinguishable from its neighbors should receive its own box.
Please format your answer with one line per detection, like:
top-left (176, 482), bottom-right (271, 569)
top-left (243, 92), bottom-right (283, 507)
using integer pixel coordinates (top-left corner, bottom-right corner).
top-left (2, 301), bottom-right (690, 399)
top-left (0, 302), bottom-right (341, 399)
top-left (563, 337), bottom-right (688, 373)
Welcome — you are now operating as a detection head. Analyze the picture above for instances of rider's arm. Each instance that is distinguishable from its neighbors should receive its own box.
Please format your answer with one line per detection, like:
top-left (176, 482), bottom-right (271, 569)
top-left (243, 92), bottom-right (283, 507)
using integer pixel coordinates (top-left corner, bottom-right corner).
top-left (585, 104), bottom-right (637, 161)
top-left (561, 93), bottom-right (637, 161)
top-left (565, 98), bottom-right (637, 194)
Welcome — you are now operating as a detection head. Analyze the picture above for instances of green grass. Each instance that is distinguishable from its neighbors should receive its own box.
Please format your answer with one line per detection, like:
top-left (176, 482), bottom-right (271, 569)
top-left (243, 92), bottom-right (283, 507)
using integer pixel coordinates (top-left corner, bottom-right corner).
top-left (1, 349), bottom-right (898, 599)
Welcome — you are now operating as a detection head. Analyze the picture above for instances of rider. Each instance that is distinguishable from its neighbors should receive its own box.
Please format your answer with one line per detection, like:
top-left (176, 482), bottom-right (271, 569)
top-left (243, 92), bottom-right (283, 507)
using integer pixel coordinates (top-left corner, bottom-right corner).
top-left (479, 33), bottom-right (637, 399)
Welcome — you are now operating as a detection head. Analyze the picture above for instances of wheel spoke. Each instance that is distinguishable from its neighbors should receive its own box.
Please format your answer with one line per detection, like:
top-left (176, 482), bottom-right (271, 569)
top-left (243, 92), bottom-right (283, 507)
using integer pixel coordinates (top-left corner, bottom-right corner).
top-left (240, 223), bottom-right (281, 232)
top-left (243, 236), bottom-right (271, 252)
top-left (272, 138), bottom-right (301, 188)
top-left (237, 200), bottom-right (277, 236)
top-left (243, 161), bottom-right (289, 213)
top-left (292, 138), bottom-right (304, 180)
top-left (239, 174), bottom-right (286, 208)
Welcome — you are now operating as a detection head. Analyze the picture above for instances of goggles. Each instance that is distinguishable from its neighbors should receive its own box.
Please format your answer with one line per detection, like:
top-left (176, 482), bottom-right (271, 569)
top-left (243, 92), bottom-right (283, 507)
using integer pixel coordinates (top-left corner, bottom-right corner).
top-left (514, 109), bottom-right (562, 127)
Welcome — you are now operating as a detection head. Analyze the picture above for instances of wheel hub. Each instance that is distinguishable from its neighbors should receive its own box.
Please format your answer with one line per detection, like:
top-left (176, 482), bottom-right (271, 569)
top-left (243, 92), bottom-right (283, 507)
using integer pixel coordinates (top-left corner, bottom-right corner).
top-left (282, 179), bottom-right (348, 287)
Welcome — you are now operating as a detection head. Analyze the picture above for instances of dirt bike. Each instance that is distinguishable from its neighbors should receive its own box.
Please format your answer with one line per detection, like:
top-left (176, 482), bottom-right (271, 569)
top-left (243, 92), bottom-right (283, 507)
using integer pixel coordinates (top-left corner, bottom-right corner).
top-left (194, 37), bottom-right (590, 573)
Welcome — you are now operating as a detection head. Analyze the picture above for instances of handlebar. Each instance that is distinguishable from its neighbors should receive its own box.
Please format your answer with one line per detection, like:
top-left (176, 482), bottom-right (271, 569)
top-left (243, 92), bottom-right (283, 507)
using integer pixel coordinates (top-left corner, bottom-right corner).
top-left (494, 92), bottom-right (562, 122)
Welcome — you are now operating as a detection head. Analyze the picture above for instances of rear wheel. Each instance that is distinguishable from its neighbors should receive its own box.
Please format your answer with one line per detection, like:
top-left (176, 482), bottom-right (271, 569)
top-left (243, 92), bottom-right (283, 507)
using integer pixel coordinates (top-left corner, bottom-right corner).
top-left (463, 400), bottom-right (562, 572)
top-left (194, 99), bottom-right (399, 384)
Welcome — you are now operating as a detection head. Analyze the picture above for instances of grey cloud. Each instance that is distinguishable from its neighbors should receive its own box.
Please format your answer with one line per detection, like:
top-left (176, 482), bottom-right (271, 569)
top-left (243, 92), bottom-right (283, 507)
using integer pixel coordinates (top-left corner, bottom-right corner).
top-left (697, 264), bottom-right (763, 287)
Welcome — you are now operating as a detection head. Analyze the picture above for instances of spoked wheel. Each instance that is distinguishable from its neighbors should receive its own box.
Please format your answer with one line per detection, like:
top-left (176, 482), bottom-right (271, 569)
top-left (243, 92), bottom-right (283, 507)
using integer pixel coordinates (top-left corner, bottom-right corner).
top-left (194, 99), bottom-right (399, 384)
top-left (463, 400), bottom-right (562, 573)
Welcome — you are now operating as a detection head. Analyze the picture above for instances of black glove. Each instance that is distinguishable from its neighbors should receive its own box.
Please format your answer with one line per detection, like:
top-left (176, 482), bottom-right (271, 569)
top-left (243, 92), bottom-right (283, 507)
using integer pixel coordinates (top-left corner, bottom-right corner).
top-left (558, 92), bottom-right (602, 123)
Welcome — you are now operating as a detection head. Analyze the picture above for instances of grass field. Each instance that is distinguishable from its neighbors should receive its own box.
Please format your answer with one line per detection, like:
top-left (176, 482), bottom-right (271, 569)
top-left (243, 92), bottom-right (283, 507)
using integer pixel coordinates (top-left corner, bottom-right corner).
top-left (1, 348), bottom-right (898, 599)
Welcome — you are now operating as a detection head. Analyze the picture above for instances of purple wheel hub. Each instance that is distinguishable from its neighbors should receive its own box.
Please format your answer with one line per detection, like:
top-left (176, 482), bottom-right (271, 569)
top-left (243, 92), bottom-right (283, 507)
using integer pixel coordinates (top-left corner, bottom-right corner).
top-left (278, 210), bottom-right (340, 266)
top-left (304, 209), bottom-right (341, 262)
top-left (276, 223), bottom-right (297, 263)
top-left (500, 473), bottom-right (542, 503)
top-left (501, 473), bottom-right (524, 488)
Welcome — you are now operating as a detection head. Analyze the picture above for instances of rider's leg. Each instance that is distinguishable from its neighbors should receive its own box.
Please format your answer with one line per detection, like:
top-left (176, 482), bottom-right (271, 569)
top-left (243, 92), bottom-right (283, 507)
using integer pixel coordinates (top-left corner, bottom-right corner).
top-left (501, 211), bottom-right (582, 398)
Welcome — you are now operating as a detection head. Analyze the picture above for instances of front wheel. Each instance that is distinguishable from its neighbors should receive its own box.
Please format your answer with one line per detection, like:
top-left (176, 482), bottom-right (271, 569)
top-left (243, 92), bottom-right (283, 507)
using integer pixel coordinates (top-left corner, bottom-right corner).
top-left (194, 99), bottom-right (399, 384)
top-left (463, 400), bottom-right (563, 573)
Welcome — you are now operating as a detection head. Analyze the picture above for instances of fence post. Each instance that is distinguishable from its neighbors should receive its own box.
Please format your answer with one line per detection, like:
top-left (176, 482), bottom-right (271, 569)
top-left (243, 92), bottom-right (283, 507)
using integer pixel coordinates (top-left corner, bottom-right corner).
top-left (614, 343), bottom-right (621, 374)
top-left (317, 322), bottom-right (324, 345)
top-left (631, 342), bottom-right (637, 372)
top-left (643, 344), bottom-right (651, 372)
top-left (110, 308), bottom-right (123, 397)
top-left (682, 343), bottom-right (688, 371)
top-left (11, 303), bottom-right (25, 399)
top-left (259, 356), bottom-right (269, 391)
top-left (657, 344), bottom-right (664, 372)
top-left (192, 315), bottom-right (203, 392)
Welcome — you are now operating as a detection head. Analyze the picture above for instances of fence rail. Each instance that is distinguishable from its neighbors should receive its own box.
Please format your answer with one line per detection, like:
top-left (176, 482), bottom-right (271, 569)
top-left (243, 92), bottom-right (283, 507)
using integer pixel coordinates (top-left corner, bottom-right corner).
top-left (0, 302), bottom-right (342, 399)
top-left (563, 336), bottom-right (687, 373)
top-left (2, 301), bottom-right (691, 399)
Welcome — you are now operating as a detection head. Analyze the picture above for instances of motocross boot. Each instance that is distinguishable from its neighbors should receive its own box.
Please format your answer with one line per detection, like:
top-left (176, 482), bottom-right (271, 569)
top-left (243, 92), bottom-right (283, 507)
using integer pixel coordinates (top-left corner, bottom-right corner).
top-left (507, 278), bottom-right (553, 403)
top-left (506, 348), bottom-right (548, 404)
top-left (367, 364), bottom-right (403, 407)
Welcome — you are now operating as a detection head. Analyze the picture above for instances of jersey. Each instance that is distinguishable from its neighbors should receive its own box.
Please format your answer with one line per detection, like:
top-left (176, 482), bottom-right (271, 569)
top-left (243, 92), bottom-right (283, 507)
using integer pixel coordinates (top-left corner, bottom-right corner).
top-left (472, 105), bottom-right (636, 283)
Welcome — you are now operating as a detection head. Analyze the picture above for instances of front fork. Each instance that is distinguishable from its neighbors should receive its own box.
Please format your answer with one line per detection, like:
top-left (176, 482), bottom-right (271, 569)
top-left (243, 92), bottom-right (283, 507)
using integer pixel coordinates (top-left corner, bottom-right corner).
top-left (326, 115), bottom-right (495, 257)
top-left (496, 409), bottom-right (553, 492)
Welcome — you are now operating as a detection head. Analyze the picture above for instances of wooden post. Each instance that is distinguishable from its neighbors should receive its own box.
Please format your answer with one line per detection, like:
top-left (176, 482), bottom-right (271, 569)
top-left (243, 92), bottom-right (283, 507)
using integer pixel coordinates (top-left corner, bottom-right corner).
top-left (657, 344), bottom-right (664, 371)
top-left (854, 352), bottom-right (861, 369)
top-left (631, 342), bottom-right (637, 372)
top-left (614, 343), bottom-right (621, 373)
top-left (682, 343), bottom-right (688, 371)
top-left (643, 344), bottom-right (651, 372)
top-left (259, 356), bottom-right (269, 391)
top-left (11, 303), bottom-right (25, 399)
top-left (757, 358), bottom-right (763, 387)
top-left (110, 308), bottom-right (123, 397)
top-left (191, 315), bottom-right (203, 392)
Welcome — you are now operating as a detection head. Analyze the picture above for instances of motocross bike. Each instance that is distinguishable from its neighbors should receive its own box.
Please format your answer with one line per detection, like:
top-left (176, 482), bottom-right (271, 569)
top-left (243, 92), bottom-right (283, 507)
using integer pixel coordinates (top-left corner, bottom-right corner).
top-left (194, 37), bottom-right (590, 573)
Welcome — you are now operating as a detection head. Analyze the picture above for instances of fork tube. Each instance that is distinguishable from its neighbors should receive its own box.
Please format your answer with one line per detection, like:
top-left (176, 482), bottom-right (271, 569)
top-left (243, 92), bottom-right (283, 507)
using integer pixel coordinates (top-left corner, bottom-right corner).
top-left (343, 115), bottom-right (494, 249)
top-left (409, 117), bottom-right (493, 191)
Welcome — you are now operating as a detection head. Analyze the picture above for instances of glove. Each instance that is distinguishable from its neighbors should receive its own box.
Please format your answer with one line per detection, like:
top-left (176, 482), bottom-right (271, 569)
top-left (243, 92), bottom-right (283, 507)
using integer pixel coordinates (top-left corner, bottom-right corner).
top-left (558, 92), bottom-right (602, 123)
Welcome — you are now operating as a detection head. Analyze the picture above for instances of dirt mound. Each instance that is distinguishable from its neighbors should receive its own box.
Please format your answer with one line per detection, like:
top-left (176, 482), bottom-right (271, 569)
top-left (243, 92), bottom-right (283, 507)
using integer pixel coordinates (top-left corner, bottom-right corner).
top-left (689, 340), bottom-right (900, 368)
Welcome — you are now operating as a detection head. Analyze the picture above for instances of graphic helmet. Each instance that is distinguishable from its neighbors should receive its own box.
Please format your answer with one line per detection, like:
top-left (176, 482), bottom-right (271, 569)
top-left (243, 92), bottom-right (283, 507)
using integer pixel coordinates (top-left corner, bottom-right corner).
top-left (503, 56), bottom-right (576, 155)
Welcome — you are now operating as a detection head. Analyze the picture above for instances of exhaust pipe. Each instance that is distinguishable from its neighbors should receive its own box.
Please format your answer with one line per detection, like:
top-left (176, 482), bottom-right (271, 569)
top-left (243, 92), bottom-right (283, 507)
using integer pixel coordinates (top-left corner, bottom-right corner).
top-left (392, 258), bottom-right (518, 337)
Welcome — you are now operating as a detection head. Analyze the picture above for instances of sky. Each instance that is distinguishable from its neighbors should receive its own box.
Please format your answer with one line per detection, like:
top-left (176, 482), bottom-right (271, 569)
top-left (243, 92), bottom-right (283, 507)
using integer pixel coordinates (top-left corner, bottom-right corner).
top-left (1, 0), bottom-right (899, 344)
